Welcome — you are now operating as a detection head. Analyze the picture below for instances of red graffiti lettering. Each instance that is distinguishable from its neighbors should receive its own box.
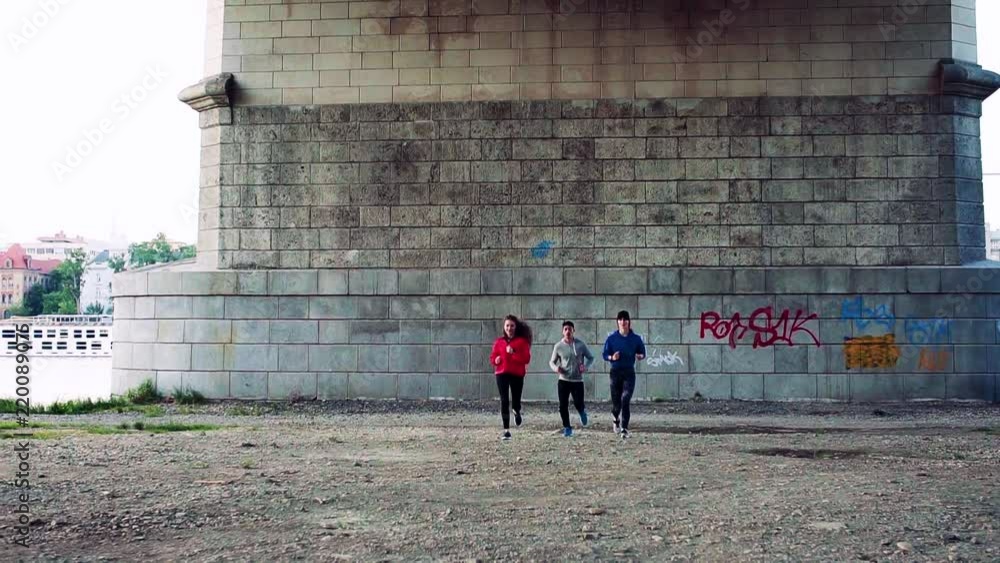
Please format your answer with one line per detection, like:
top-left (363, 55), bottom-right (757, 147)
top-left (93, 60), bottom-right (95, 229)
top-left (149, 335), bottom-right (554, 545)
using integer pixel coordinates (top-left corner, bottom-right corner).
top-left (699, 307), bottom-right (820, 349)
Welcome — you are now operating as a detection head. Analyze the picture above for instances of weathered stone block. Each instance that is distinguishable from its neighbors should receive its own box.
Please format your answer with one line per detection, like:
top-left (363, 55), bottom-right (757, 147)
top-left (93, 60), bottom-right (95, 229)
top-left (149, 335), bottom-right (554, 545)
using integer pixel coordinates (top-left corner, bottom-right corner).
top-left (429, 374), bottom-right (480, 400)
top-left (390, 345), bottom-right (436, 372)
top-left (348, 373), bottom-right (398, 399)
top-left (596, 269), bottom-right (646, 294)
top-left (270, 320), bottom-right (319, 344)
top-left (350, 320), bottom-right (400, 344)
top-left (764, 375), bottom-right (817, 401)
top-left (268, 372), bottom-right (317, 400)
top-left (225, 297), bottom-right (278, 319)
top-left (398, 374), bottom-right (429, 399)
top-left (309, 345), bottom-right (358, 371)
top-left (679, 374), bottom-right (731, 399)
top-left (224, 344), bottom-right (278, 372)
top-left (317, 373), bottom-right (349, 399)
top-left (231, 372), bottom-right (267, 399)
top-left (269, 271), bottom-right (318, 295)
top-left (185, 320), bottom-right (232, 343)
top-left (513, 269), bottom-right (562, 294)
top-left (319, 270), bottom-right (349, 294)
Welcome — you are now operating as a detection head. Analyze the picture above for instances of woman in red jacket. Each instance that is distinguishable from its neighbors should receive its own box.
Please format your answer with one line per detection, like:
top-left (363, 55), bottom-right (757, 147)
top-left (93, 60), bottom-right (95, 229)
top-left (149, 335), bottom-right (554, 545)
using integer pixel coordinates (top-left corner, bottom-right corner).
top-left (490, 314), bottom-right (532, 441)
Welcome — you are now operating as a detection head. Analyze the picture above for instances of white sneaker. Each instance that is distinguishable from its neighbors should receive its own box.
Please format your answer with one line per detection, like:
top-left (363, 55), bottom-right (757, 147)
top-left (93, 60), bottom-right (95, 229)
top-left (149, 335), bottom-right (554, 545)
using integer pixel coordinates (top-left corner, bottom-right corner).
top-left (501, 430), bottom-right (512, 441)
top-left (514, 410), bottom-right (522, 427)
top-left (621, 429), bottom-right (630, 439)
top-left (613, 420), bottom-right (621, 435)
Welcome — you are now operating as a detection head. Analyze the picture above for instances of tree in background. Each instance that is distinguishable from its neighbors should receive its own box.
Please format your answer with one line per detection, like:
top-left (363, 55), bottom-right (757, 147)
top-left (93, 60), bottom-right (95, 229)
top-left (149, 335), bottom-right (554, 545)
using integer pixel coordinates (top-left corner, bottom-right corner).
top-left (84, 302), bottom-right (106, 315)
top-left (8, 284), bottom-right (45, 316)
top-left (108, 255), bottom-right (126, 273)
top-left (40, 249), bottom-right (86, 314)
top-left (128, 233), bottom-right (196, 268)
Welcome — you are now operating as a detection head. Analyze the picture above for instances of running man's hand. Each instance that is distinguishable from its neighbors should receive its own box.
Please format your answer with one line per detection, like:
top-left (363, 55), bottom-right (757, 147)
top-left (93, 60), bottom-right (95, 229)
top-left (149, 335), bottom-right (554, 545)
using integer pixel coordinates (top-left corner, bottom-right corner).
top-left (636, 354), bottom-right (645, 361)
top-left (506, 345), bottom-right (513, 354)
top-left (494, 357), bottom-right (502, 366)
top-left (611, 351), bottom-right (621, 361)
top-left (579, 363), bottom-right (586, 373)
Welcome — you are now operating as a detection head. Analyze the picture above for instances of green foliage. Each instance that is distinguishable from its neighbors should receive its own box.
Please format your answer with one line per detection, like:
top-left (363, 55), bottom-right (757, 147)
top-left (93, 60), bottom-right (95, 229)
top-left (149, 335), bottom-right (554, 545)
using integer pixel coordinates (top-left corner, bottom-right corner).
top-left (0, 421), bottom-right (50, 430)
top-left (145, 422), bottom-right (218, 433)
top-left (35, 248), bottom-right (87, 315)
top-left (84, 426), bottom-right (130, 435)
top-left (125, 379), bottom-right (163, 404)
top-left (172, 387), bottom-right (207, 405)
top-left (84, 302), bottom-right (106, 315)
top-left (107, 255), bottom-right (126, 273)
top-left (140, 405), bottom-right (166, 417)
top-left (128, 233), bottom-right (196, 268)
top-left (8, 284), bottom-right (45, 316)
top-left (0, 380), bottom-right (204, 416)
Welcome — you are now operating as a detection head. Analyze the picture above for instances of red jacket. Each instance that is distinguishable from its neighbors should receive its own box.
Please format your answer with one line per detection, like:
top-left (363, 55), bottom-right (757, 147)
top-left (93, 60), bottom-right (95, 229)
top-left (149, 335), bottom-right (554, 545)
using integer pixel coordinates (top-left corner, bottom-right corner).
top-left (490, 336), bottom-right (531, 377)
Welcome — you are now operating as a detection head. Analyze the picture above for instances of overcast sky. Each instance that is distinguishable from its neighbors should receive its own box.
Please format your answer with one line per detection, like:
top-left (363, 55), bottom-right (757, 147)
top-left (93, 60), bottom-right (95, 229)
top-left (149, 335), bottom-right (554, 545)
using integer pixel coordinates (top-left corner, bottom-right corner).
top-left (1, 0), bottom-right (998, 245)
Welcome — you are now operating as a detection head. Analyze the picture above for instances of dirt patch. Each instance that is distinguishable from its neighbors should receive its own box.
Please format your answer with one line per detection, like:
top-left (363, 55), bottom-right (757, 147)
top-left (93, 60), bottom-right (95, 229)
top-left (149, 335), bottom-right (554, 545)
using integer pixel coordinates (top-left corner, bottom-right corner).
top-left (3, 400), bottom-right (998, 562)
top-left (746, 447), bottom-right (869, 460)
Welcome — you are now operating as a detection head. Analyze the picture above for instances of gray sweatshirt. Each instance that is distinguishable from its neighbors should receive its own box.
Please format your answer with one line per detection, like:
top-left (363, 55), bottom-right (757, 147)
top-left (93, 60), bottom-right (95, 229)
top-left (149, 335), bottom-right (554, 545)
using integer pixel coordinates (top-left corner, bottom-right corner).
top-left (549, 338), bottom-right (595, 382)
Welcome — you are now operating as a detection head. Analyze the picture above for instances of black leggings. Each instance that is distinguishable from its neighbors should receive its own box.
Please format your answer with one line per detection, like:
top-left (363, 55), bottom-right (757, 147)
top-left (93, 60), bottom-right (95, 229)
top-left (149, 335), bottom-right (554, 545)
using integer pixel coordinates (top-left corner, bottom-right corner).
top-left (558, 380), bottom-right (585, 428)
top-left (610, 369), bottom-right (636, 430)
top-left (496, 373), bottom-right (524, 429)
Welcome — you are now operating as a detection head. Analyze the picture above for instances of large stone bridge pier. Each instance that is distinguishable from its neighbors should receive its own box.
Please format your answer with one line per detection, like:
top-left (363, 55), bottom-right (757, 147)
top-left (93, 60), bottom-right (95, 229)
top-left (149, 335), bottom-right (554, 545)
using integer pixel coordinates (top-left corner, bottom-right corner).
top-left (112, 0), bottom-right (1000, 402)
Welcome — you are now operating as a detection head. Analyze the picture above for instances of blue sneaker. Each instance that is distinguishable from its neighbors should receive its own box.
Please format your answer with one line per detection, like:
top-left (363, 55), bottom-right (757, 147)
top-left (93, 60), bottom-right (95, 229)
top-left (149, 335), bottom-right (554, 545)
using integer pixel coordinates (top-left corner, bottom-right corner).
top-left (579, 410), bottom-right (589, 427)
top-left (563, 427), bottom-right (573, 438)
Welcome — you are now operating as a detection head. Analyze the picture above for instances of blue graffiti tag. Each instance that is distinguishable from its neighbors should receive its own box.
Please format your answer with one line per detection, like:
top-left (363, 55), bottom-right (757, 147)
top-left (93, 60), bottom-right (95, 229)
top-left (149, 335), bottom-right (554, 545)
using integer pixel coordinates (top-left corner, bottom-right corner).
top-left (840, 296), bottom-right (895, 331)
top-left (530, 240), bottom-right (555, 259)
top-left (904, 319), bottom-right (952, 345)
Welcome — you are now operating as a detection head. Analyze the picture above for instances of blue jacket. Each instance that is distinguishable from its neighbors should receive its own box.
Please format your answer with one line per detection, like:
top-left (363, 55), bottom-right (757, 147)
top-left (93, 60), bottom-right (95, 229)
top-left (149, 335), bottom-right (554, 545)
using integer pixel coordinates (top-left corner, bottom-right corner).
top-left (602, 330), bottom-right (646, 371)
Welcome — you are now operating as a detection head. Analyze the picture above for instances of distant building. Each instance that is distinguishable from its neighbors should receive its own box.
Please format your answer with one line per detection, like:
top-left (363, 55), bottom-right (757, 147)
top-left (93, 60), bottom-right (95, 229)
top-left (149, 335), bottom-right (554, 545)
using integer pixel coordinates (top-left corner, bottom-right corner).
top-left (0, 244), bottom-right (60, 318)
top-left (989, 228), bottom-right (1000, 262)
top-left (80, 251), bottom-right (114, 314)
top-left (19, 231), bottom-right (130, 264)
top-left (21, 231), bottom-right (86, 261)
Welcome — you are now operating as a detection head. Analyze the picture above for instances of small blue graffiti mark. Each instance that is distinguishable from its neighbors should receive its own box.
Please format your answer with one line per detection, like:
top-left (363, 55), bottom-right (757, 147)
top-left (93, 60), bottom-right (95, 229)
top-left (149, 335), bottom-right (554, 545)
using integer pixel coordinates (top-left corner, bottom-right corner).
top-left (840, 296), bottom-right (895, 331)
top-left (904, 319), bottom-right (952, 345)
top-left (530, 240), bottom-right (555, 259)
top-left (996, 320), bottom-right (1000, 335)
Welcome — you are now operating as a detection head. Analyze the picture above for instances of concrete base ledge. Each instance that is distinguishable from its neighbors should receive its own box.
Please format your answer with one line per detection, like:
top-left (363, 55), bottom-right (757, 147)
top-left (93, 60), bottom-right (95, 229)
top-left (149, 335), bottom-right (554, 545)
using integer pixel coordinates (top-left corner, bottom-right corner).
top-left (110, 266), bottom-right (1000, 403)
top-left (112, 265), bottom-right (1000, 298)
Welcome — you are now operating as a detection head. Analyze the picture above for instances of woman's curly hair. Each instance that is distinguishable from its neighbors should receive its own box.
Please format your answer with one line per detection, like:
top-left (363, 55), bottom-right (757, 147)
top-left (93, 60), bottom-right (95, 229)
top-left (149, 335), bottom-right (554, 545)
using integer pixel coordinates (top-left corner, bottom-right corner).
top-left (502, 314), bottom-right (533, 344)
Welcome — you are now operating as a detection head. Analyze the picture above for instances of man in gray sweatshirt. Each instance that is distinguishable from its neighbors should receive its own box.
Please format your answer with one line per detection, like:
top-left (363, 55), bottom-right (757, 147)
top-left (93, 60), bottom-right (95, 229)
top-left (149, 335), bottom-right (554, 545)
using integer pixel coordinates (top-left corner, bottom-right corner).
top-left (549, 321), bottom-right (596, 437)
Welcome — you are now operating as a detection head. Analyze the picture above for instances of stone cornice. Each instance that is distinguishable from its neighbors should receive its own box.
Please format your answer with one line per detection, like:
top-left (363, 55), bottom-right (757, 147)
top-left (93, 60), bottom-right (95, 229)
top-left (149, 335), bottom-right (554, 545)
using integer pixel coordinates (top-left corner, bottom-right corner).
top-left (940, 59), bottom-right (1000, 100)
top-left (178, 73), bottom-right (233, 112)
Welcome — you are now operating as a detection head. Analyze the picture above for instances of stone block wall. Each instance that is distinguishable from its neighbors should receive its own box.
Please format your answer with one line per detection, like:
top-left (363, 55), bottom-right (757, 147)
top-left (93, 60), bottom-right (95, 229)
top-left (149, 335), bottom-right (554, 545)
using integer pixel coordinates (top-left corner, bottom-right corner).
top-left (119, 0), bottom-right (997, 403)
top-left (110, 266), bottom-right (999, 402)
top-left (217, 0), bottom-right (976, 105)
top-left (202, 96), bottom-right (984, 270)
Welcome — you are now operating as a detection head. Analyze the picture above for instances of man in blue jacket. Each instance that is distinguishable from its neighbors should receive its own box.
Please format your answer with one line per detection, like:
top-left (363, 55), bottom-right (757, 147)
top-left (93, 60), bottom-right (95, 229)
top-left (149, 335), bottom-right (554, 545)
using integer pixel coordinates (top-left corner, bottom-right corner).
top-left (602, 310), bottom-right (646, 439)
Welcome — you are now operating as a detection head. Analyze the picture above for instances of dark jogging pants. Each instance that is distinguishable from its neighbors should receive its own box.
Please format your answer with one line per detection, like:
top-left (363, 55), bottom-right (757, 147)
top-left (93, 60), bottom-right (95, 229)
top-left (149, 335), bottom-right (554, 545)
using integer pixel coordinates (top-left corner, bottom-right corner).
top-left (557, 379), bottom-right (585, 428)
top-left (495, 373), bottom-right (524, 430)
top-left (609, 369), bottom-right (636, 430)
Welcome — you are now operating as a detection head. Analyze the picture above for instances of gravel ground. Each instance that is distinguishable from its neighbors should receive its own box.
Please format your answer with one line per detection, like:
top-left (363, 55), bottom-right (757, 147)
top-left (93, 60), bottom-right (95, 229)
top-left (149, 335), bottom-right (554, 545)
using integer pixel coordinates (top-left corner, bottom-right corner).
top-left (1, 400), bottom-right (997, 562)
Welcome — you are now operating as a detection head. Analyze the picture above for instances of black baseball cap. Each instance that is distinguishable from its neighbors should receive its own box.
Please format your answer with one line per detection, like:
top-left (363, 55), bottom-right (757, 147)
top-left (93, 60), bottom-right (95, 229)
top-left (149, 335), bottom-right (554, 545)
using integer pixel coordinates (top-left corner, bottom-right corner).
top-left (616, 310), bottom-right (630, 321)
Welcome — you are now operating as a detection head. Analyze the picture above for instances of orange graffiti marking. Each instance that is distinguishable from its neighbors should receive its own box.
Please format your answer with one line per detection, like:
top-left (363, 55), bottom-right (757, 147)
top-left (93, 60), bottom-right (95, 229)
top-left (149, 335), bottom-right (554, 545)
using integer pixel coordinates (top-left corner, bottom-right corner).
top-left (918, 349), bottom-right (949, 372)
top-left (844, 334), bottom-right (900, 369)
